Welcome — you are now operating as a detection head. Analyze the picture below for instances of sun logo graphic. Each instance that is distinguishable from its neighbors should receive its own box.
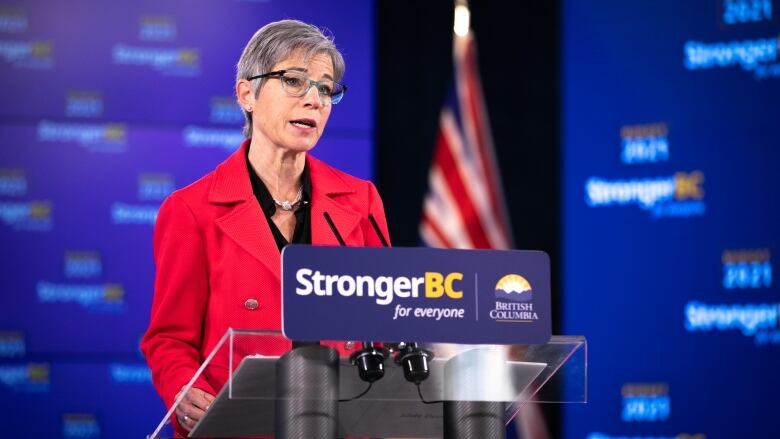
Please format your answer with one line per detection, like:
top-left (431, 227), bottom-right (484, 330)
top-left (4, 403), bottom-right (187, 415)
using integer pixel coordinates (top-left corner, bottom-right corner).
top-left (495, 274), bottom-right (533, 302)
top-left (490, 275), bottom-right (539, 322)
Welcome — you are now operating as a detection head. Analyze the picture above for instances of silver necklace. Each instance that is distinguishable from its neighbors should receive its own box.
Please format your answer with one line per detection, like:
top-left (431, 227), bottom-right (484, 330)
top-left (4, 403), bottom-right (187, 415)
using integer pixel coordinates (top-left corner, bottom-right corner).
top-left (273, 185), bottom-right (303, 211)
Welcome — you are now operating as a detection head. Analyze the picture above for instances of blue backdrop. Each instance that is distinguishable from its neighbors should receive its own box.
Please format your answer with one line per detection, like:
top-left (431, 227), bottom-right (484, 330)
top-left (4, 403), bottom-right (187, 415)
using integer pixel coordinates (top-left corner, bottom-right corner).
top-left (562, 0), bottom-right (779, 437)
top-left (0, 1), bottom-right (374, 437)
top-left (5, 0), bottom-right (780, 437)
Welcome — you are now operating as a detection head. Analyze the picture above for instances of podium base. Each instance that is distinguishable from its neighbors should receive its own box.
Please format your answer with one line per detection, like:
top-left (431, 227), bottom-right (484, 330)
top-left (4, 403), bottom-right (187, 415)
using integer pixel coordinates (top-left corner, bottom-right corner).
top-left (275, 345), bottom-right (339, 439)
top-left (444, 401), bottom-right (506, 439)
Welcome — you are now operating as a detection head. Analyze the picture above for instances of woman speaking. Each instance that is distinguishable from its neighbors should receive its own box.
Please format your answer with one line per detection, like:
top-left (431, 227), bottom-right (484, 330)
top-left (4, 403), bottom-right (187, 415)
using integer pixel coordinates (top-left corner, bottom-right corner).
top-left (141, 19), bottom-right (389, 435)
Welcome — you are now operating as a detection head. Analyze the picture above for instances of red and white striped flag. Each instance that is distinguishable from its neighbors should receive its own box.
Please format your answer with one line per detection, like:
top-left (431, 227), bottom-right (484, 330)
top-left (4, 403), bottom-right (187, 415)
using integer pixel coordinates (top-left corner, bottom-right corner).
top-left (419, 30), bottom-right (513, 250)
top-left (419, 24), bottom-right (550, 439)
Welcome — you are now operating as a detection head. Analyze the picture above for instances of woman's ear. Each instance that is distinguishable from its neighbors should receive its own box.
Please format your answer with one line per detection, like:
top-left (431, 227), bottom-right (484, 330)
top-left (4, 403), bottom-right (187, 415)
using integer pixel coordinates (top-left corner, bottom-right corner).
top-left (236, 79), bottom-right (254, 111)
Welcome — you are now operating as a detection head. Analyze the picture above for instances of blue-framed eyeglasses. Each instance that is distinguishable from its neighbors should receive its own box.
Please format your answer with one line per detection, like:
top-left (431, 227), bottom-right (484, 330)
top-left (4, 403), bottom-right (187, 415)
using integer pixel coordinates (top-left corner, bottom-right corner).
top-left (248, 70), bottom-right (347, 105)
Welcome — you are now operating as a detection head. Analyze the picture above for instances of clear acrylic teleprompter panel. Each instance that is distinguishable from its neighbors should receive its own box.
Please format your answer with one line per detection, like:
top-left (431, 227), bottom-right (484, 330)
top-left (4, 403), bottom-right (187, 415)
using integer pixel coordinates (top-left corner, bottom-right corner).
top-left (145, 329), bottom-right (293, 439)
top-left (147, 330), bottom-right (586, 438)
top-left (223, 330), bottom-right (586, 404)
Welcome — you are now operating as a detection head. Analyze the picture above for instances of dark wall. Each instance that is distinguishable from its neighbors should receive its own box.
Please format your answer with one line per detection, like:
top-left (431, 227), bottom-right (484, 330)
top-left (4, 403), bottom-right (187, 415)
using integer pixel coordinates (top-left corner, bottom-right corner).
top-left (375, 0), bottom-right (454, 246)
top-left (375, 1), bottom-right (562, 435)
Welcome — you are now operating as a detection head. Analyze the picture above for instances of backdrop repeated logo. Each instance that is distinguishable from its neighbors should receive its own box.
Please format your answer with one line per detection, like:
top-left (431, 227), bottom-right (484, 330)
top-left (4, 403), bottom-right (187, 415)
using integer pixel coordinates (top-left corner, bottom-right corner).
top-left (0, 169), bottom-right (26, 196)
top-left (585, 119), bottom-right (706, 219)
top-left (684, 35), bottom-right (778, 78)
top-left (620, 123), bottom-right (669, 165)
top-left (183, 125), bottom-right (244, 151)
top-left (138, 16), bottom-right (177, 42)
top-left (210, 96), bottom-right (244, 124)
top-left (64, 251), bottom-right (102, 279)
top-left (37, 120), bottom-right (127, 153)
top-left (0, 199), bottom-right (52, 231)
top-left (109, 363), bottom-right (152, 384)
top-left (62, 413), bottom-right (100, 439)
top-left (112, 14), bottom-right (198, 77)
top-left (688, 1), bottom-right (779, 78)
top-left (111, 173), bottom-right (166, 225)
top-left (722, 248), bottom-right (772, 289)
top-left (719, 0), bottom-right (774, 26)
top-left (0, 40), bottom-right (53, 70)
top-left (0, 7), bottom-right (28, 33)
top-left (684, 301), bottom-right (778, 337)
top-left (65, 90), bottom-right (103, 118)
top-left (0, 7), bottom-right (48, 68)
top-left (37, 281), bottom-right (125, 313)
top-left (685, 248), bottom-right (778, 345)
top-left (0, 331), bottom-right (25, 358)
top-left (137, 173), bottom-right (174, 201)
top-left (112, 45), bottom-right (199, 76)
top-left (621, 383), bottom-right (670, 423)
top-left (0, 362), bottom-right (49, 392)
top-left (585, 171), bottom-right (705, 219)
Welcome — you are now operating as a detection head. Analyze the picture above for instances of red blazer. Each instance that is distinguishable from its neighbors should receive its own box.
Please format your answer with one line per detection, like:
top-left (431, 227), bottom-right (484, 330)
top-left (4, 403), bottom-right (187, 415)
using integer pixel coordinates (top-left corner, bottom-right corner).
top-left (141, 140), bottom-right (390, 421)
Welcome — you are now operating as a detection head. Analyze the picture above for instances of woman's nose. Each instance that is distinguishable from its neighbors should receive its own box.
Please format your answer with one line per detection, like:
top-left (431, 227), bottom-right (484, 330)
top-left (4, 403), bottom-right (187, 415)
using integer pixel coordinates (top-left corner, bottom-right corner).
top-left (301, 83), bottom-right (322, 108)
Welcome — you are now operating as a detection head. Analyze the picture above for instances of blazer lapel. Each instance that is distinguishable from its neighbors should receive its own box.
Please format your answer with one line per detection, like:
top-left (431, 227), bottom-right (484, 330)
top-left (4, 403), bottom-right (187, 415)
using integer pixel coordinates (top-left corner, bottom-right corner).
top-left (207, 146), bottom-right (362, 278)
top-left (308, 155), bottom-right (361, 246)
top-left (209, 141), bottom-right (280, 280)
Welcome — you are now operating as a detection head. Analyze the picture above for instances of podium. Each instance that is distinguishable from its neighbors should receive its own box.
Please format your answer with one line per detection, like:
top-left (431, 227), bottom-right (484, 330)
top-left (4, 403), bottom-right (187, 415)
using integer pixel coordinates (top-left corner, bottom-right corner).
top-left (146, 329), bottom-right (586, 438)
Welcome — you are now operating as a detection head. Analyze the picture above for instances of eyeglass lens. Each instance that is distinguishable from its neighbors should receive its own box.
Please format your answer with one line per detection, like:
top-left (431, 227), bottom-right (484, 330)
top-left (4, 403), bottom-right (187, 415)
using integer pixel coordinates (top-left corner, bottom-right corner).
top-left (279, 71), bottom-right (344, 103)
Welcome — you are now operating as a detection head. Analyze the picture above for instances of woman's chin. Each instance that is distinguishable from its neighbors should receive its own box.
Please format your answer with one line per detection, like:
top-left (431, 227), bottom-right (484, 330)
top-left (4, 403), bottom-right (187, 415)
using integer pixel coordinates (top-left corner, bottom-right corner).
top-left (282, 139), bottom-right (318, 153)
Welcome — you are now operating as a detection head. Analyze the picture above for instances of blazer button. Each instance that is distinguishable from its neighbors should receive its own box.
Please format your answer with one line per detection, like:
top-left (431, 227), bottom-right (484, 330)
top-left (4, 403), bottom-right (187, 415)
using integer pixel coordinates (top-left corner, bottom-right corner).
top-left (244, 298), bottom-right (259, 310)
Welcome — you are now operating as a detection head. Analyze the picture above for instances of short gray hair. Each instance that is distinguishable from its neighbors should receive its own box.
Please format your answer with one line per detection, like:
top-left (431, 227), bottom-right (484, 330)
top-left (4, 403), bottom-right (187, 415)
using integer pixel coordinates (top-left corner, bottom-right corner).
top-left (236, 19), bottom-right (345, 137)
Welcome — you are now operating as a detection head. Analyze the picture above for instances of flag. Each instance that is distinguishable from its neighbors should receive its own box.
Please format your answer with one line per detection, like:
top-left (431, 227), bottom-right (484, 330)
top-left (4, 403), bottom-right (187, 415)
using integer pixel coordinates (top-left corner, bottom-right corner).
top-left (419, 29), bottom-right (550, 439)
top-left (420, 31), bottom-right (513, 250)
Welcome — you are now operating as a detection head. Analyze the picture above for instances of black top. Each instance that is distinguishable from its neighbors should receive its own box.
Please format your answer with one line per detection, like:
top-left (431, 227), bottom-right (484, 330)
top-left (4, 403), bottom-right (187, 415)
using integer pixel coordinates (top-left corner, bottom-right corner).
top-left (246, 148), bottom-right (312, 251)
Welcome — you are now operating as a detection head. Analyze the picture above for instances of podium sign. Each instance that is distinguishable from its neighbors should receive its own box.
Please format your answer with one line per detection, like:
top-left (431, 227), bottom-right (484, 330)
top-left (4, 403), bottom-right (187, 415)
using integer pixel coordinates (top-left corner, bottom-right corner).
top-left (281, 246), bottom-right (551, 344)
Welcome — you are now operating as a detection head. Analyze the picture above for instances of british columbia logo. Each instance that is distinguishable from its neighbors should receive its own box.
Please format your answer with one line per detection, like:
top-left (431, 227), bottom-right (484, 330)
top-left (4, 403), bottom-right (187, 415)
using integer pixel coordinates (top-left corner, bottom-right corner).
top-left (491, 274), bottom-right (539, 322)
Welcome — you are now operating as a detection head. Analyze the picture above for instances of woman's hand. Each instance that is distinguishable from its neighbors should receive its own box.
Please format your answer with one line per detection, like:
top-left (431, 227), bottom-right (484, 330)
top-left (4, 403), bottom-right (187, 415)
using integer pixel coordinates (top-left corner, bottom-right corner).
top-left (175, 386), bottom-right (216, 431)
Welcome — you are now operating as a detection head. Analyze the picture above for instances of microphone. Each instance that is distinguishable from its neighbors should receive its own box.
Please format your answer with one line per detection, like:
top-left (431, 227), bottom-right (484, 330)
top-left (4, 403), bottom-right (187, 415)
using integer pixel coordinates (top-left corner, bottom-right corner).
top-left (288, 213), bottom-right (346, 350)
top-left (323, 211), bottom-right (391, 387)
top-left (366, 217), bottom-right (430, 386)
top-left (323, 211), bottom-right (346, 246)
top-left (325, 210), bottom-right (431, 390)
top-left (368, 213), bottom-right (389, 247)
top-left (323, 211), bottom-right (389, 248)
